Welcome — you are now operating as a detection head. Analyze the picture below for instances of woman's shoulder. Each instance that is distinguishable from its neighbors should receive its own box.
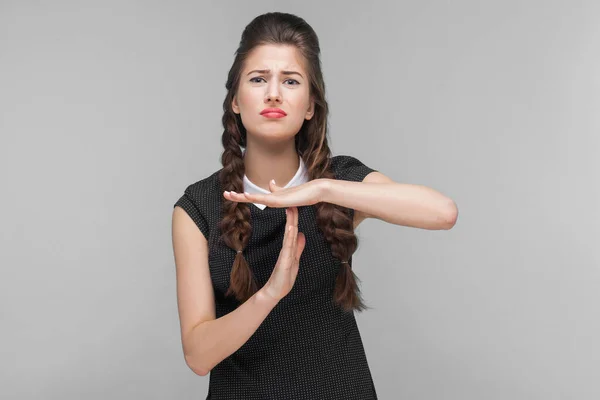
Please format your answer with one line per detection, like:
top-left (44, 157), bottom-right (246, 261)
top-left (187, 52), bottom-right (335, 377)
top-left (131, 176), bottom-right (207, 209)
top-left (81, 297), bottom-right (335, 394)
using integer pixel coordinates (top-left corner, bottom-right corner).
top-left (329, 154), bottom-right (378, 182)
top-left (181, 169), bottom-right (222, 199)
top-left (174, 168), bottom-right (224, 217)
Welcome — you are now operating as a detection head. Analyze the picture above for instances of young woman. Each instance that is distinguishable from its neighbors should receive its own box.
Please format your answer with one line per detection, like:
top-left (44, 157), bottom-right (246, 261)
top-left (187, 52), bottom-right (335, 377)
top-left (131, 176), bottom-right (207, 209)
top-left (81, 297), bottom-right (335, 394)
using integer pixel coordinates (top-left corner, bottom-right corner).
top-left (172, 11), bottom-right (458, 400)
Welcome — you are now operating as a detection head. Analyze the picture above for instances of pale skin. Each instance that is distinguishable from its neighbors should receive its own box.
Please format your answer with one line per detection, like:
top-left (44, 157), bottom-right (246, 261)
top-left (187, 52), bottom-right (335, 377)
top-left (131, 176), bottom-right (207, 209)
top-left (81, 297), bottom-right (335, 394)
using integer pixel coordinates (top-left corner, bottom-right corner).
top-left (228, 43), bottom-right (458, 230)
top-left (224, 176), bottom-right (458, 230)
top-left (231, 44), bottom-right (314, 200)
top-left (172, 43), bottom-right (458, 376)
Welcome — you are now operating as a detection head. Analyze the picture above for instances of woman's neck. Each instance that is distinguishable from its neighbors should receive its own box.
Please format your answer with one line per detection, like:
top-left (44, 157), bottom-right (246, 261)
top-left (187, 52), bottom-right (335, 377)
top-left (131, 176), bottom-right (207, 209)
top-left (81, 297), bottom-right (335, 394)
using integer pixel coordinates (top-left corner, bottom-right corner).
top-left (242, 144), bottom-right (299, 191)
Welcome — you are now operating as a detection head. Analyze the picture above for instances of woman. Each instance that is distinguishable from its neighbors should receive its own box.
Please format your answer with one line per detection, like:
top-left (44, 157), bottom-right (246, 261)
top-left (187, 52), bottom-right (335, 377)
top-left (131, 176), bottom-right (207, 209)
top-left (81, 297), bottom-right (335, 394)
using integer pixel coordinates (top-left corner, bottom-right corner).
top-left (172, 11), bottom-right (458, 400)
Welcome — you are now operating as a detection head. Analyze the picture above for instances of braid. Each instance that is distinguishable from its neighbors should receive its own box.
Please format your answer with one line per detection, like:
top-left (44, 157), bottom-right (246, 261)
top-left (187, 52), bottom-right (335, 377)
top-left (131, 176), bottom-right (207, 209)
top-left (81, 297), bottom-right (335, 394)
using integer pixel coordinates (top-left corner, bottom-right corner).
top-left (311, 153), bottom-right (369, 313)
top-left (217, 11), bottom-right (370, 312)
top-left (217, 111), bottom-right (258, 304)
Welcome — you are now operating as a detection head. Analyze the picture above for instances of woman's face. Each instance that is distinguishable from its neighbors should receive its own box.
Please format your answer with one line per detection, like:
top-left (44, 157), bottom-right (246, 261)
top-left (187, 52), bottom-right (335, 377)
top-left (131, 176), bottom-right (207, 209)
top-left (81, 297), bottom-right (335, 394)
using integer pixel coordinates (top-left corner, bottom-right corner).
top-left (232, 44), bottom-right (314, 143)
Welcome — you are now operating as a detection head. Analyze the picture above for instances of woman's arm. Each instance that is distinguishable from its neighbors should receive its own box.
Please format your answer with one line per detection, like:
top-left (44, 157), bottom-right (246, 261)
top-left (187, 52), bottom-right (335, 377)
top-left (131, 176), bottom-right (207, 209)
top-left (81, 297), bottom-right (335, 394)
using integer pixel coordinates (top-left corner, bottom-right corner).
top-left (322, 172), bottom-right (458, 230)
top-left (172, 206), bottom-right (279, 376)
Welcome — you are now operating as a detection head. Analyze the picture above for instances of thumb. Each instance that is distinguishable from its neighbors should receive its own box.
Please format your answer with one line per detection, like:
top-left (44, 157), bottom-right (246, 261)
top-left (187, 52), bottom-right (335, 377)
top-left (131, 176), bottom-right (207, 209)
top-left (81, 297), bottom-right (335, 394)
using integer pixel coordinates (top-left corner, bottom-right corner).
top-left (269, 179), bottom-right (284, 193)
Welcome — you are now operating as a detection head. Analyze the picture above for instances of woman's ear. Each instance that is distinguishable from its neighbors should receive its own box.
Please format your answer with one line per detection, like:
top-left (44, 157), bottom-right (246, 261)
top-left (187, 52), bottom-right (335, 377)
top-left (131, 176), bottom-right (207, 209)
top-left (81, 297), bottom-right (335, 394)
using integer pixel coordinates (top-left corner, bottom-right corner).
top-left (232, 95), bottom-right (240, 114)
top-left (305, 98), bottom-right (315, 120)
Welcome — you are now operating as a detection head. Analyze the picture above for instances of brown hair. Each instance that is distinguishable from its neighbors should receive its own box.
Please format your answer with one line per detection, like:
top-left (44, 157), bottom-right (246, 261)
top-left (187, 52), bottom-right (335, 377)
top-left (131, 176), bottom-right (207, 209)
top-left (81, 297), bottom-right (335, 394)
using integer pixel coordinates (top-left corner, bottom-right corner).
top-left (218, 12), bottom-right (368, 313)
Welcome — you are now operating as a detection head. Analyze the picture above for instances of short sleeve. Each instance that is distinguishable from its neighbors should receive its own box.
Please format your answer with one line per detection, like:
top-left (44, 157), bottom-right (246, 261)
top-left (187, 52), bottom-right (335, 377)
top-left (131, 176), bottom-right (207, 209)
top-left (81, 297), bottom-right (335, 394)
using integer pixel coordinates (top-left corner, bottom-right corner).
top-left (174, 189), bottom-right (210, 239)
top-left (331, 155), bottom-right (378, 183)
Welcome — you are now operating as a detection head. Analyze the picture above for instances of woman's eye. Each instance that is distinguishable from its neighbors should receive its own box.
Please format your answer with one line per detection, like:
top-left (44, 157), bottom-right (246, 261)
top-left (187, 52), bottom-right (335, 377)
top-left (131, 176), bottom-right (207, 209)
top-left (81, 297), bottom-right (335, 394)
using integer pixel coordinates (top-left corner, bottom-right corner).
top-left (249, 77), bottom-right (299, 85)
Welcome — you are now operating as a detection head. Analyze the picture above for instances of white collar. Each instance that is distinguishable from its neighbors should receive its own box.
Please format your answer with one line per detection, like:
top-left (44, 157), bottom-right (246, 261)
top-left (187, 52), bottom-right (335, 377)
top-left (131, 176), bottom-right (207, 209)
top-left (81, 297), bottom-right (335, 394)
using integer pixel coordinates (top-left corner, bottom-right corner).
top-left (243, 154), bottom-right (308, 210)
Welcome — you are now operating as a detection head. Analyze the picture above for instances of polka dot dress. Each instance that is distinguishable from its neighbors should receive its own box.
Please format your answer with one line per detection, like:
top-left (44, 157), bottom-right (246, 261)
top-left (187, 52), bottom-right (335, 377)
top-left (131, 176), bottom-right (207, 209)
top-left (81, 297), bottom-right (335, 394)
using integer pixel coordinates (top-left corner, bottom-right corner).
top-left (174, 155), bottom-right (379, 400)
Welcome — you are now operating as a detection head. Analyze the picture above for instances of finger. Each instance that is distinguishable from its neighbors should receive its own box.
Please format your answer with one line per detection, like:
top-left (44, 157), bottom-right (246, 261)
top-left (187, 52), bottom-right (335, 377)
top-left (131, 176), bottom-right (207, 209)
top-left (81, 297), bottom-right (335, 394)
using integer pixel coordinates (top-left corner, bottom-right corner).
top-left (275, 212), bottom-right (290, 265)
top-left (291, 233), bottom-right (302, 275)
top-left (286, 206), bottom-right (296, 228)
top-left (280, 208), bottom-right (290, 245)
top-left (293, 205), bottom-right (298, 227)
top-left (295, 232), bottom-right (306, 259)
top-left (286, 224), bottom-right (297, 266)
top-left (285, 207), bottom-right (292, 235)
top-left (293, 206), bottom-right (299, 240)
top-left (224, 191), bottom-right (246, 202)
top-left (269, 179), bottom-right (282, 193)
top-left (290, 209), bottom-right (298, 260)
top-left (283, 209), bottom-right (295, 257)
top-left (291, 209), bottom-right (298, 257)
top-left (288, 231), bottom-right (303, 277)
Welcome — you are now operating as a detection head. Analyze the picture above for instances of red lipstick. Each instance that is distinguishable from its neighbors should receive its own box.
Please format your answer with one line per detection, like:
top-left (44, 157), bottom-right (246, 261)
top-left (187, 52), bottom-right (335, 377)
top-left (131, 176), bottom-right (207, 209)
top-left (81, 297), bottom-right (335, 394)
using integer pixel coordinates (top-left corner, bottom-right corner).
top-left (260, 108), bottom-right (287, 118)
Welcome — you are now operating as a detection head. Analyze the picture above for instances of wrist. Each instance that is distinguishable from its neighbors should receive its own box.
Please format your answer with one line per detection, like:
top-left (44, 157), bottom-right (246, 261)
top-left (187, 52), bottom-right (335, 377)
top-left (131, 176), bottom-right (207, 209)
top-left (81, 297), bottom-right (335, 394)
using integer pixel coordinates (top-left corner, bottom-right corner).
top-left (318, 178), bottom-right (333, 203)
top-left (256, 286), bottom-right (280, 308)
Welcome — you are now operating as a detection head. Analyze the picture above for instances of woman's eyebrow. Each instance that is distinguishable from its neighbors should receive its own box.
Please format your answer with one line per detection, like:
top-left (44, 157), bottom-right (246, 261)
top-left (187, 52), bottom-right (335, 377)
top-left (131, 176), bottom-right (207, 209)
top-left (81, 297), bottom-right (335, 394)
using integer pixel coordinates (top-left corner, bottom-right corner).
top-left (246, 69), bottom-right (303, 78)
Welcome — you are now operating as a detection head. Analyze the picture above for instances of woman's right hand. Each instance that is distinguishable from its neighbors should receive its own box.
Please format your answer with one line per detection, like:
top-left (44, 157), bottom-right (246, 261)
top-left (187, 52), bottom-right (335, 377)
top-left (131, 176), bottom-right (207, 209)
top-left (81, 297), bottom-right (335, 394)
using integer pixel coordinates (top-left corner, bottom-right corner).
top-left (263, 206), bottom-right (306, 302)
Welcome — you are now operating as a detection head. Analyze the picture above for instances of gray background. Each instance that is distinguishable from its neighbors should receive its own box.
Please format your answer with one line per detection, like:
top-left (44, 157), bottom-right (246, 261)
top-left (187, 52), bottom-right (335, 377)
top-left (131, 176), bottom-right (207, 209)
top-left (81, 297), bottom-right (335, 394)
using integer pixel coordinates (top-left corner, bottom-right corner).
top-left (1, 0), bottom-right (599, 399)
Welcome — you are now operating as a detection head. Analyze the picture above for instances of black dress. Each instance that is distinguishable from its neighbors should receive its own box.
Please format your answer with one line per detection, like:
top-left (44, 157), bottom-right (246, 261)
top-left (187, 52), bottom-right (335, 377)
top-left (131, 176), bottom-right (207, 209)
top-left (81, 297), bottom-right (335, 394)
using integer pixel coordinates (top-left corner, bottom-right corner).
top-left (174, 155), bottom-right (379, 400)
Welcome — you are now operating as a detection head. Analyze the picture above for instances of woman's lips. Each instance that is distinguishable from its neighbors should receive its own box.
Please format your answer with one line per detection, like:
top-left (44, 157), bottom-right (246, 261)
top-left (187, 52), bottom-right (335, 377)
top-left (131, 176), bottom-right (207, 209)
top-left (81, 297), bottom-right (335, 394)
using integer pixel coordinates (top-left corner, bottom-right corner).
top-left (261, 112), bottom-right (286, 118)
top-left (260, 108), bottom-right (287, 118)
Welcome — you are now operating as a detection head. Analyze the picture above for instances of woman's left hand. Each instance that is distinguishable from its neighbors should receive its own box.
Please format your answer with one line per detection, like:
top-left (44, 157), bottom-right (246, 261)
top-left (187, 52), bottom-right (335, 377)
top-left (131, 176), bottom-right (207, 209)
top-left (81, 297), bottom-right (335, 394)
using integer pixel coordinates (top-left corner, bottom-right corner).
top-left (223, 179), bottom-right (329, 208)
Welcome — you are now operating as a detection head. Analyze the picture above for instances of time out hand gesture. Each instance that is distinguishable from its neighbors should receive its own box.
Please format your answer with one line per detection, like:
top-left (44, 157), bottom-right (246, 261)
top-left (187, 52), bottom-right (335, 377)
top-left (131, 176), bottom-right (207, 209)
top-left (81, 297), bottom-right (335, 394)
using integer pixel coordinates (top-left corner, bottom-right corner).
top-left (263, 203), bottom-right (306, 302)
top-left (223, 178), bottom-right (328, 208)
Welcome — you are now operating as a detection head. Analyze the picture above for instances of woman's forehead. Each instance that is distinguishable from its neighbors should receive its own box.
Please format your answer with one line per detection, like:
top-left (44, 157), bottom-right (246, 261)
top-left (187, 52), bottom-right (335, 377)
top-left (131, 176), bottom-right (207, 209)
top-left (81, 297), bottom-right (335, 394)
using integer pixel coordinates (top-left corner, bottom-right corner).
top-left (244, 44), bottom-right (306, 73)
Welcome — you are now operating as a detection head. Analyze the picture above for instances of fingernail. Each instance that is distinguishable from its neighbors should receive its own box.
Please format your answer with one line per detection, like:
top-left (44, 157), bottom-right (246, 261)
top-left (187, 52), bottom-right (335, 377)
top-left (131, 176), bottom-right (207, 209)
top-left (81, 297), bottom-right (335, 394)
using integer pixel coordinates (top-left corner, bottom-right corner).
top-left (271, 179), bottom-right (276, 185)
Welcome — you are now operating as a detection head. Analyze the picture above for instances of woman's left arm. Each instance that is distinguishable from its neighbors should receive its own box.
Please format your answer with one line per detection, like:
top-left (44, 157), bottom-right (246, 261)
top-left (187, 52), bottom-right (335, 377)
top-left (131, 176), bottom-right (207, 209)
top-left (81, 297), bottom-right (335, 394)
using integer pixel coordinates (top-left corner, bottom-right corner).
top-left (321, 172), bottom-right (458, 230)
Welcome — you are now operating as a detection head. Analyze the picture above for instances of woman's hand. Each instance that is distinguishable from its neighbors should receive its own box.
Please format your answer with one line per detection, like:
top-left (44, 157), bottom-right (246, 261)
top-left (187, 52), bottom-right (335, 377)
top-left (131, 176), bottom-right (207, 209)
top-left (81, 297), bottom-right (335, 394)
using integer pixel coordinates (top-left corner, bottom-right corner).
top-left (262, 205), bottom-right (306, 302)
top-left (223, 178), bottom-right (329, 208)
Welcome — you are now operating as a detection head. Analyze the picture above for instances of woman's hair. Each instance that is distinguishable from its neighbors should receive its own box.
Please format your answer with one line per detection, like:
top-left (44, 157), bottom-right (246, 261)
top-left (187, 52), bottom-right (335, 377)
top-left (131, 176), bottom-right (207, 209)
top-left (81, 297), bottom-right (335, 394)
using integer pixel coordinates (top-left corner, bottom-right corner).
top-left (218, 11), bottom-right (368, 313)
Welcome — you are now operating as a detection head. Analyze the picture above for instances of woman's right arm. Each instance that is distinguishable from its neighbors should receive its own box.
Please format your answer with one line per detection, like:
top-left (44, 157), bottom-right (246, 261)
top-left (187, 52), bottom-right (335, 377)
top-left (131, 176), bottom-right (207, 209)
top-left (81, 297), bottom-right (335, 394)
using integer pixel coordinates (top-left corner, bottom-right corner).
top-left (171, 206), bottom-right (279, 376)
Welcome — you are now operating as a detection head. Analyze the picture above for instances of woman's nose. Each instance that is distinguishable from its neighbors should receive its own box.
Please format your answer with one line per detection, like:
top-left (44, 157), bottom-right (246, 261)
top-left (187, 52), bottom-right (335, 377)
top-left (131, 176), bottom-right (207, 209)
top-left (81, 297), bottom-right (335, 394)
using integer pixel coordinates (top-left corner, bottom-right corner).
top-left (265, 83), bottom-right (282, 103)
top-left (266, 93), bottom-right (282, 103)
